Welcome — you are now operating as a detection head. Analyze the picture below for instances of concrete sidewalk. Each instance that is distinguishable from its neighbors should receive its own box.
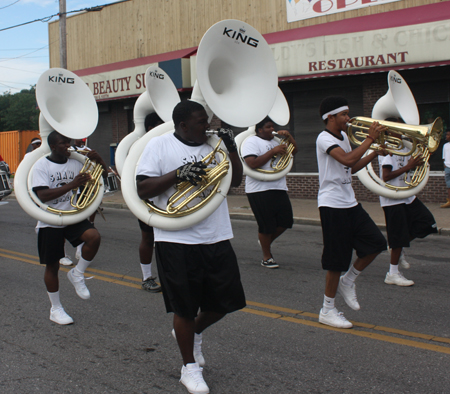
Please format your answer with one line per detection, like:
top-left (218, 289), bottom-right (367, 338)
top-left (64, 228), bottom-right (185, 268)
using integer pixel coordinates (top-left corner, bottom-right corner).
top-left (100, 190), bottom-right (450, 236)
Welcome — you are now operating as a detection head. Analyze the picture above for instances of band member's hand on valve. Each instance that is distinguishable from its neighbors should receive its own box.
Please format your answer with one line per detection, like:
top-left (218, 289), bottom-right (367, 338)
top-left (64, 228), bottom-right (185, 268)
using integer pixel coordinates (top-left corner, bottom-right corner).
top-left (176, 161), bottom-right (207, 186)
top-left (217, 128), bottom-right (237, 153)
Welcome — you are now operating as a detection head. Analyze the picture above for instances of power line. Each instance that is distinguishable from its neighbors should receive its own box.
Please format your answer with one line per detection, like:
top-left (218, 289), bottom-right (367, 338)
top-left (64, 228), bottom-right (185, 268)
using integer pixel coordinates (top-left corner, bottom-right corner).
top-left (0, 45), bottom-right (48, 63)
top-left (0, 1), bottom-right (130, 32)
top-left (0, 48), bottom-right (45, 51)
top-left (0, 64), bottom-right (43, 74)
top-left (0, 0), bottom-right (20, 10)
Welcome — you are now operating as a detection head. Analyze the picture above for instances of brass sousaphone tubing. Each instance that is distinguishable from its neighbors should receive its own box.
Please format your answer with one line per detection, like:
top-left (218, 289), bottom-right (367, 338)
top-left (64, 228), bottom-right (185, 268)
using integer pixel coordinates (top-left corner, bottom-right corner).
top-left (256, 131), bottom-right (295, 174)
top-left (347, 116), bottom-right (443, 189)
top-left (144, 137), bottom-right (229, 217)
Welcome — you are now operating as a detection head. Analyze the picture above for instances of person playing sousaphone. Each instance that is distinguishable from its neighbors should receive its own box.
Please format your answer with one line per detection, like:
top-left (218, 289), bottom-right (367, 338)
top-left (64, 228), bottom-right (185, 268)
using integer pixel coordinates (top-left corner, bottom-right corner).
top-left (32, 131), bottom-right (108, 325)
top-left (136, 100), bottom-right (246, 394)
top-left (378, 117), bottom-right (438, 287)
top-left (241, 116), bottom-right (298, 269)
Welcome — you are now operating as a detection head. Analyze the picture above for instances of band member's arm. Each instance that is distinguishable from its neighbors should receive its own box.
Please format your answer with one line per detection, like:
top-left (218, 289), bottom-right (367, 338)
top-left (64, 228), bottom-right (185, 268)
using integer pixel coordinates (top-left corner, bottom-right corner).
top-left (228, 151), bottom-right (243, 187)
top-left (34, 172), bottom-right (91, 203)
top-left (244, 144), bottom-right (287, 169)
top-left (137, 172), bottom-right (178, 200)
top-left (216, 127), bottom-right (242, 187)
top-left (382, 155), bottom-right (423, 182)
top-left (351, 149), bottom-right (387, 174)
top-left (137, 162), bottom-right (207, 199)
top-left (277, 130), bottom-right (298, 155)
top-left (329, 122), bottom-right (387, 171)
top-left (86, 150), bottom-right (109, 177)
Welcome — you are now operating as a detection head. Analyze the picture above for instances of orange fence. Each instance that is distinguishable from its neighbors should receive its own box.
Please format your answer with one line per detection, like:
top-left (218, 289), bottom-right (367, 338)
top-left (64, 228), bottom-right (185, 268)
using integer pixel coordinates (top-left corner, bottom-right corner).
top-left (0, 130), bottom-right (40, 174)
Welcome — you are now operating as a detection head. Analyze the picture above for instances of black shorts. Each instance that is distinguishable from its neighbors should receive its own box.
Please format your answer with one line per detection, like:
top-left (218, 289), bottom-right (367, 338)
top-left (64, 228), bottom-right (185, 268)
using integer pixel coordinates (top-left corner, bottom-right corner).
top-left (383, 197), bottom-right (437, 249)
top-left (155, 240), bottom-right (246, 319)
top-left (319, 204), bottom-right (387, 272)
top-left (246, 190), bottom-right (294, 234)
top-left (138, 219), bottom-right (153, 233)
top-left (37, 220), bottom-right (95, 265)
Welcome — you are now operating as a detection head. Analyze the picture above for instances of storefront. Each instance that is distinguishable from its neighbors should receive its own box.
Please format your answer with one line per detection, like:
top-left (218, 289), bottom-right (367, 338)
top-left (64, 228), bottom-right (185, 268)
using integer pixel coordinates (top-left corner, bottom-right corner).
top-left (49, 0), bottom-right (450, 202)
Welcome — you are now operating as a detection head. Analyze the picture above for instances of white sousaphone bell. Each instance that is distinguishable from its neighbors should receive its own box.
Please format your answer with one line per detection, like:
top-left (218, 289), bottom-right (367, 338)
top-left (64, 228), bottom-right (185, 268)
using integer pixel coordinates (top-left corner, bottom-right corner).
top-left (121, 19), bottom-right (279, 230)
top-left (354, 70), bottom-right (442, 199)
top-left (14, 68), bottom-right (103, 226)
top-left (115, 66), bottom-right (181, 177)
top-left (235, 87), bottom-right (293, 181)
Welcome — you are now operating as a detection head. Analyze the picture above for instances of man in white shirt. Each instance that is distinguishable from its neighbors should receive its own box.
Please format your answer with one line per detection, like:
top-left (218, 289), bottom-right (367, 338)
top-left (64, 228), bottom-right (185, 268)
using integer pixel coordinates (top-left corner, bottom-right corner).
top-left (241, 116), bottom-right (297, 268)
top-left (316, 96), bottom-right (387, 329)
top-left (441, 131), bottom-right (450, 208)
top-left (136, 100), bottom-right (245, 394)
top-left (379, 124), bottom-right (438, 286)
top-left (32, 131), bottom-right (107, 325)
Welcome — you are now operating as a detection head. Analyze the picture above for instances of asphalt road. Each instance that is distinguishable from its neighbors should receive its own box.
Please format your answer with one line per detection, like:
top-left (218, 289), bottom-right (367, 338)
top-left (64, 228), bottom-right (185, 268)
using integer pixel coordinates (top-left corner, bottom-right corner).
top-left (1, 200), bottom-right (450, 393)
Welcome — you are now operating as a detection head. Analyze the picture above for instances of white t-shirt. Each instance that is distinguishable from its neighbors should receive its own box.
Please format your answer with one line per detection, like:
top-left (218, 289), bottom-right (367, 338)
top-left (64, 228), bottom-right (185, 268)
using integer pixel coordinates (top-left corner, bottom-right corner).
top-left (32, 156), bottom-right (83, 228)
top-left (241, 135), bottom-right (288, 193)
top-left (316, 130), bottom-right (358, 208)
top-left (378, 149), bottom-right (415, 207)
top-left (136, 132), bottom-right (233, 244)
top-left (443, 142), bottom-right (450, 168)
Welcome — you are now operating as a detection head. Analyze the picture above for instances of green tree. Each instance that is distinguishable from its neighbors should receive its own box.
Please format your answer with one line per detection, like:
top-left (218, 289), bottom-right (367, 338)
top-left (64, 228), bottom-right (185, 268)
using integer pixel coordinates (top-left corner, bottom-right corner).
top-left (0, 87), bottom-right (39, 131)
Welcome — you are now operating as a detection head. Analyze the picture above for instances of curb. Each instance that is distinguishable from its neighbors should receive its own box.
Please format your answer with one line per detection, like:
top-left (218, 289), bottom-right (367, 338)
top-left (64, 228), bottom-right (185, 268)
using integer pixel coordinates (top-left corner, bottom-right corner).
top-left (8, 197), bottom-right (449, 236)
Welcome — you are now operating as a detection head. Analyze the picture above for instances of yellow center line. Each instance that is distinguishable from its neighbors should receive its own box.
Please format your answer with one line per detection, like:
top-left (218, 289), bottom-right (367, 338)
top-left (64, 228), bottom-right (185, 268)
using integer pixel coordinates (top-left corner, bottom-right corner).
top-left (2, 248), bottom-right (450, 353)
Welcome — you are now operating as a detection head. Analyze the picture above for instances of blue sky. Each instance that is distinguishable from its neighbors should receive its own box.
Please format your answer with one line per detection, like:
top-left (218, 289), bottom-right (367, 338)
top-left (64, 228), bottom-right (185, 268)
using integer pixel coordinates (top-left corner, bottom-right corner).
top-left (0, 0), bottom-right (121, 95)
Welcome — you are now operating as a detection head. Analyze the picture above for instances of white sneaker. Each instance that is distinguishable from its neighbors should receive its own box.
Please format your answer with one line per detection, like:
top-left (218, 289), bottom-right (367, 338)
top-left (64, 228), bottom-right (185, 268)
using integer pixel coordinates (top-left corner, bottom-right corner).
top-left (385, 272), bottom-right (414, 287)
top-left (67, 268), bottom-right (90, 299)
top-left (50, 307), bottom-right (74, 325)
top-left (319, 308), bottom-right (352, 329)
top-left (180, 363), bottom-right (209, 394)
top-left (172, 329), bottom-right (205, 367)
top-left (337, 276), bottom-right (360, 310)
top-left (59, 256), bottom-right (73, 266)
top-left (399, 251), bottom-right (410, 269)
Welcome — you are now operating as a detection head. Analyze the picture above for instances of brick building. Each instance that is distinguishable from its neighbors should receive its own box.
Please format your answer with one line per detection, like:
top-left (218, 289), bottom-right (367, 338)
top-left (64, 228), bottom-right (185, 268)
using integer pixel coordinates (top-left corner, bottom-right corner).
top-left (48, 0), bottom-right (450, 202)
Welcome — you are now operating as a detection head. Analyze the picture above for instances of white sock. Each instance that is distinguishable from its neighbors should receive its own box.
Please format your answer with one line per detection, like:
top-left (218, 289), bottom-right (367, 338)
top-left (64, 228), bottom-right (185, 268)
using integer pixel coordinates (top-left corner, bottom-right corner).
top-left (75, 256), bottom-right (91, 274)
top-left (76, 242), bottom-right (84, 259)
top-left (48, 291), bottom-right (62, 310)
top-left (342, 266), bottom-right (361, 286)
top-left (140, 263), bottom-right (152, 281)
top-left (389, 264), bottom-right (399, 275)
top-left (64, 244), bottom-right (69, 258)
top-left (322, 295), bottom-right (335, 313)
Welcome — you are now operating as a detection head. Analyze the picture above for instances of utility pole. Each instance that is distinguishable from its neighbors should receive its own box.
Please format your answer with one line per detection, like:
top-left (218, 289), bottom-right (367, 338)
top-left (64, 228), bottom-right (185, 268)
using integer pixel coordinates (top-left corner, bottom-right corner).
top-left (59, 0), bottom-right (67, 69)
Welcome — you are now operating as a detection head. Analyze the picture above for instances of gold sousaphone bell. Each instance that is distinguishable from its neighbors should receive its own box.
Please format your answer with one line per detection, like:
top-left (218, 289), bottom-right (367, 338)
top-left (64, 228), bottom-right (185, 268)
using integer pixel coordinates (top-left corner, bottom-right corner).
top-left (347, 116), bottom-right (443, 188)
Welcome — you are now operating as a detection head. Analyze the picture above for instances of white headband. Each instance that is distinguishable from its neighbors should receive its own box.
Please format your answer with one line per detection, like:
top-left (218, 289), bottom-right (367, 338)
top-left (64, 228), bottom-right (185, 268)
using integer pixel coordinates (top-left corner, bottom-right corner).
top-left (321, 106), bottom-right (349, 120)
top-left (31, 139), bottom-right (41, 144)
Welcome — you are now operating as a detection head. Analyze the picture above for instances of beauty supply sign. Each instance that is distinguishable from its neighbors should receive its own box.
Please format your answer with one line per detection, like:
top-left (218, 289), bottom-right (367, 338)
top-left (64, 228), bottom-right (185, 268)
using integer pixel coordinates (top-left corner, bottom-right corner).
top-left (286, 0), bottom-right (401, 23)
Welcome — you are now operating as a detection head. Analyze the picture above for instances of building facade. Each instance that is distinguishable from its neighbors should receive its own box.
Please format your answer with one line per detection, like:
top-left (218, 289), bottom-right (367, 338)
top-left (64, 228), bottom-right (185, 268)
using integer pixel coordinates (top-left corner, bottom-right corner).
top-left (48, 0), bottom-right (450, 202)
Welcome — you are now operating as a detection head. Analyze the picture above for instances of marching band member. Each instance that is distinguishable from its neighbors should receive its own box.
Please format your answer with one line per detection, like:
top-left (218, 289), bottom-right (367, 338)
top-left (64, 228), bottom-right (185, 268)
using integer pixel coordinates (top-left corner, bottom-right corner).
top-left (137, 113), bottom-right (164, 293)
top-left (378, 119), bottom-right (437, 286)
top-left (441, 130), bottom-right (450, 208)
top-left (241, 116), bottom-right (297, 268)
top-left (316, 96), bottom-right (387, 329)
top-left (136, 100), bottom-right (246, 394)
top-left (32, 131), bottom-right (107, 325)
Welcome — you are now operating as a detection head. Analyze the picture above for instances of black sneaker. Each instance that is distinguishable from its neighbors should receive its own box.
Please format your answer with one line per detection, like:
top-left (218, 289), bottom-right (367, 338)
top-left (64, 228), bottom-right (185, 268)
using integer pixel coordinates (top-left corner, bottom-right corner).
top-left (142, 277), bottom-right (162, 292)
top-left (261, 258), bottom-right (279, 269)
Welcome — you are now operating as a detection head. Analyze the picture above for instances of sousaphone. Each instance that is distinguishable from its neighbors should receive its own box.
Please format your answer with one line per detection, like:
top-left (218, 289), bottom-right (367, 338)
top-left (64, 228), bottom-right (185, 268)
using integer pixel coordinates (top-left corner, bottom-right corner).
top-left (353, 70), bottom-right (442, 199)
top-left (121, 19), bottom-right (279, 230)
top-left (14, 68), bottom-right (103, 225)
top-left (115, 66), bottom-right (180, 176)
top-left (235, 87), bottom-right (293, 181)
